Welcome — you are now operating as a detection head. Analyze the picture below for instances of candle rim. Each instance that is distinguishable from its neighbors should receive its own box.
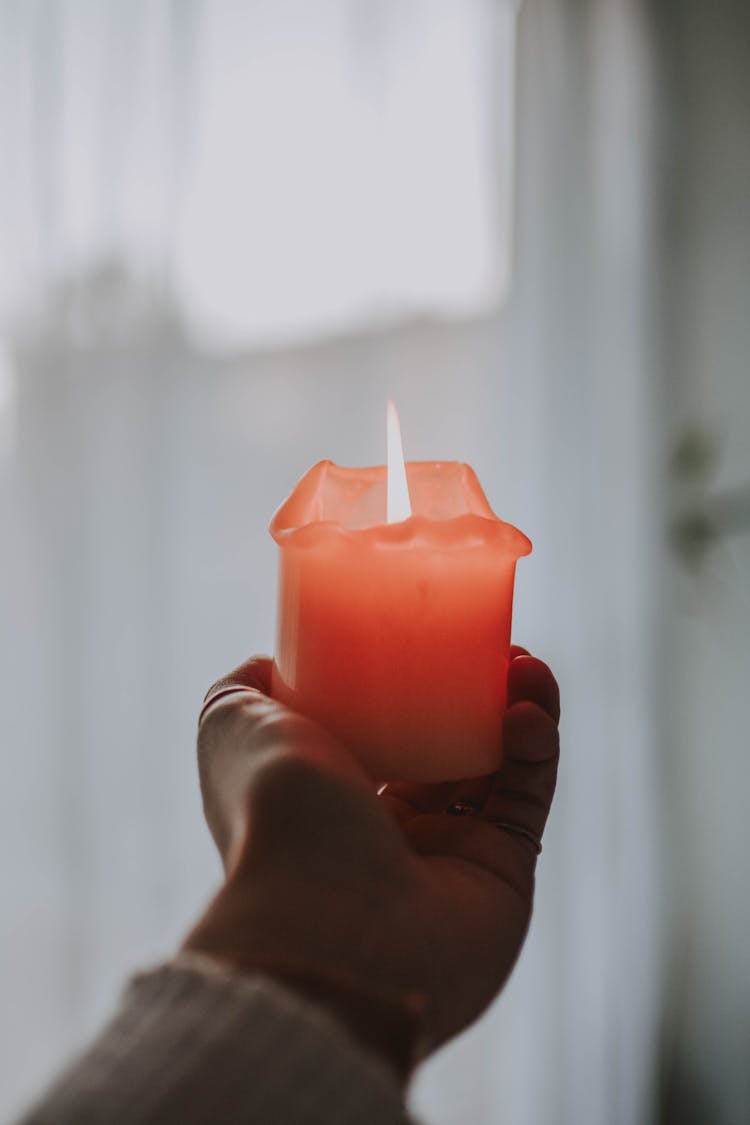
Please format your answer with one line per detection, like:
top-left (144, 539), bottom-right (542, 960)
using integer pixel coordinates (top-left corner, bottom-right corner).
top-left (270, 459), bottom-right (532, 556)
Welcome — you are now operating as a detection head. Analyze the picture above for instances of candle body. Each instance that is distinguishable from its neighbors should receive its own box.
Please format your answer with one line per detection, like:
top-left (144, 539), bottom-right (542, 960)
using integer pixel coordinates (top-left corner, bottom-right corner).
top-left (270, 461), bottom-right (531, 783)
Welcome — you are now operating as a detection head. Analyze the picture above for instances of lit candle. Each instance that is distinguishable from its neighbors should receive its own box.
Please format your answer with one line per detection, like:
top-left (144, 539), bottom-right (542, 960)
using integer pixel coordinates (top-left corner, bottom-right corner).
top-left (270, 405), bottom-right (531, 782)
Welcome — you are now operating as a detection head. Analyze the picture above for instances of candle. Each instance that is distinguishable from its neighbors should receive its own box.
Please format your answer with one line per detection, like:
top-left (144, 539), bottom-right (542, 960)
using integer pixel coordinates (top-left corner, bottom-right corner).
top-left (270, 406), bottom-right (531, 782)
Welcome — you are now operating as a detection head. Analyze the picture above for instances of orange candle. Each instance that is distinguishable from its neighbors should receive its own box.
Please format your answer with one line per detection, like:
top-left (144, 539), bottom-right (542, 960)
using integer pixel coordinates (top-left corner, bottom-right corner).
top-left (270, 408), bottom-right (531, 782)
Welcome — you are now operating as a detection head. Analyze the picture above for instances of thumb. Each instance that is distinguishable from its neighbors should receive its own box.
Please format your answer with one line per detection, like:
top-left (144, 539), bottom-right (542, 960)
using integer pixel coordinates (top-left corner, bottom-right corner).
top-left (198, 656), bottom-right (369, 870)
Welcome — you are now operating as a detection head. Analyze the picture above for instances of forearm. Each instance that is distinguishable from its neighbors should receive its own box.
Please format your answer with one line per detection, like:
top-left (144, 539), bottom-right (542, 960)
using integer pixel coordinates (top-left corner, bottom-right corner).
top-left (16, 957), bottom-right (414, 1125)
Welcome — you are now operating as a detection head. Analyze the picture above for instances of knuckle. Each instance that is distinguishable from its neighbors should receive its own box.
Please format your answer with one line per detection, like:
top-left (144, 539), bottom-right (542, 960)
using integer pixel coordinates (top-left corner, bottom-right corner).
top-left (201, 655), bottom-right (271, 707)
top-left (249, 749), bottom-right (337, 809)
top-left (198, 691), bottom-right (252, 747)
top-left (508, 699), bottom-right (558, 733)
top-left (244, 752), bottom-right (359, 862)
top-left (503, 702), bottom-right (560, 765)
top-left (531, 659), bottom-right (561, 701)
top-left (520, 653), bottom-right (556, 686)
top-left (509, 658), bottom-right (560, 707)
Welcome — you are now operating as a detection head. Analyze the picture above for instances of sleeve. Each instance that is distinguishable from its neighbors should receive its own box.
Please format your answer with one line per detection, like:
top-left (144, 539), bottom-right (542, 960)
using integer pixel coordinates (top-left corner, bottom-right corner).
top-left (15, 956), bottom-right (416, 1125)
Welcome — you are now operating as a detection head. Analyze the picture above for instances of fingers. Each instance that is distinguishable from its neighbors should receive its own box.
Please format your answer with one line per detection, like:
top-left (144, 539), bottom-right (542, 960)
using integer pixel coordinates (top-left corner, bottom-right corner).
top-left (404, 699), bottom-right (558, 903)
top-left (403, 813), bottom-right (537, 901)
top-left (482, 646), bottom-right (560, 848)
top-left (440, 649), bottom-right (545, 811)
top-left (444, 777), bottom-right (493, 814)
top-left (379, 781), bottom-right (463, 824)
top-left (482, 704), bottom-right (559, 839)
top-left (507, 655), bottom-right (560, 723)
top-left (201, 647), bottom-right (560, 877)
top-left (380, 647), bottom-right (558, 835)
top-left (200, 655), bottom-right (273, 715)
top-left (503, 699), bottom-right (560, 764)
top-left (407, 704), bottom-right (558, 868)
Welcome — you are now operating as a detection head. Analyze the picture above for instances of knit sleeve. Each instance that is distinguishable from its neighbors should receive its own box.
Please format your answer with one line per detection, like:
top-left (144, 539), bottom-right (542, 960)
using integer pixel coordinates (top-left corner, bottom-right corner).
top-left (15, 957), bottom-right (415, 1125)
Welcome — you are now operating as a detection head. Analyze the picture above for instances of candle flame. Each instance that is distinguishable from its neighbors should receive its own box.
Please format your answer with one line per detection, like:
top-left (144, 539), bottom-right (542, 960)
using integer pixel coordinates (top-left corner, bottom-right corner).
top-left (386, 400), bottom-right (412, 523)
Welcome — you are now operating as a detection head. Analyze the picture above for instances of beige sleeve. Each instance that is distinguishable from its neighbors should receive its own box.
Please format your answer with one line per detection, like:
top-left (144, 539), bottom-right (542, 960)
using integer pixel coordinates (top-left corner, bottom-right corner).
top-left (16, 957), bottom-right (415, 1125)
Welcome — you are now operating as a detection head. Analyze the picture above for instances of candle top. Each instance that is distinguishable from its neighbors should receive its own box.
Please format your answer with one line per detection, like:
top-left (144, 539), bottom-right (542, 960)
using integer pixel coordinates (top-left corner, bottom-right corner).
top-left (270, 460), bottom-right (532, 555)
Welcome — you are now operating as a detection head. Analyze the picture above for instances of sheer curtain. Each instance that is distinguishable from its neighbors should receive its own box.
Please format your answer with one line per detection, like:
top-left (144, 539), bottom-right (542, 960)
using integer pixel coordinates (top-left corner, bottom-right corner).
top-left (0, 0), bottom-right (518, 347)
top-left (1, 2), bottom-right (662, 1123)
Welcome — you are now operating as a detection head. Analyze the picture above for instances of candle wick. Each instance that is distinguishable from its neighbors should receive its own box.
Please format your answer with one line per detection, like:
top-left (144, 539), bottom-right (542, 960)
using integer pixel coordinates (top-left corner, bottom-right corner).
top-left (386, 400), bottom-right (412, 524)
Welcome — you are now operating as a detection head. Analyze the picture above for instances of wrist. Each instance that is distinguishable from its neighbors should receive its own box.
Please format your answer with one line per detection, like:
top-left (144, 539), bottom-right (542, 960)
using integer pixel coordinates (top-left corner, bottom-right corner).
top-left (249, 957), bottom-right (427, 1084)
top-left (182, 871), bottom-right (429, 1080)
top-left (182, 933), bottom-right (427, 1082)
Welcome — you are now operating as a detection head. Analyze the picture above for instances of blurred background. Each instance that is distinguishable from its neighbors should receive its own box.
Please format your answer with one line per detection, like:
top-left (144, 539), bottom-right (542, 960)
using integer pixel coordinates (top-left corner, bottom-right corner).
top-left (1, 1), bottom-right (748, 1122)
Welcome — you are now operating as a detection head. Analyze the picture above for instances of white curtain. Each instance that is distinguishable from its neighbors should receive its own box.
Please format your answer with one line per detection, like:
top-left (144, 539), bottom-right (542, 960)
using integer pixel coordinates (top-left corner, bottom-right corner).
top-left (1, 2), bottom-right (665, 1124)
top-left (0, 0), bottom-right (518, 348)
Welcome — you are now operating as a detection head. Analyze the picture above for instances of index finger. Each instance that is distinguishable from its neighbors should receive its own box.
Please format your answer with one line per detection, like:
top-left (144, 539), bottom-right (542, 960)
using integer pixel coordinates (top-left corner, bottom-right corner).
top-left (199, 655), bottom-right (273, 724)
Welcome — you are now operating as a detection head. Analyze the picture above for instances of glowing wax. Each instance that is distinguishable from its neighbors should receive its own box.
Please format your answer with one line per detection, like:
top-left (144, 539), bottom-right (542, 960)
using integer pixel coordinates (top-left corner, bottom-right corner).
top-left (270, 460), bottom-right (531, 782)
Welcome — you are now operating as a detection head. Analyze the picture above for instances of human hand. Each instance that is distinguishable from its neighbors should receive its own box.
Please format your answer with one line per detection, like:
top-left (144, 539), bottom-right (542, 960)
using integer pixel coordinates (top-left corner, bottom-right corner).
top-left (184, 646), bottom-right (559, 1077)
